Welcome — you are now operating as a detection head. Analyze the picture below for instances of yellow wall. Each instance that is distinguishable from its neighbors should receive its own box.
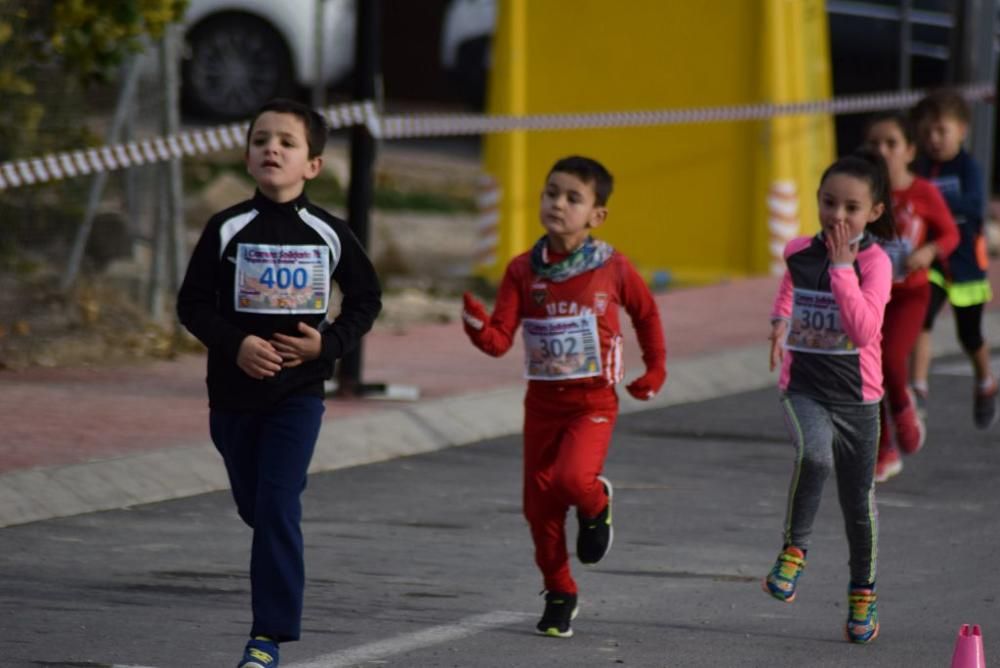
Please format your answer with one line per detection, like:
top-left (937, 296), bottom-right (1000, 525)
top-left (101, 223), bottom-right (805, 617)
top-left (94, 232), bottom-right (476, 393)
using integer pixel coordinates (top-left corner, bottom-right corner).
top-left (481, 0), bottom-right (835, 284)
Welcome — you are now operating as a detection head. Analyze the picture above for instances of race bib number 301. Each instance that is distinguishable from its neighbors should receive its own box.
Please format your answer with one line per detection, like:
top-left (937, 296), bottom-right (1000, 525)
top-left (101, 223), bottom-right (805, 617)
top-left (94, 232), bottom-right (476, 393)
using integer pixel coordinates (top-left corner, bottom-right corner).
top-left (522, 314), bottom-right (602, 380)
top-left (235, 243), bottom-right (330, 314)
top-left (785, 288), bottom-right (857, 355)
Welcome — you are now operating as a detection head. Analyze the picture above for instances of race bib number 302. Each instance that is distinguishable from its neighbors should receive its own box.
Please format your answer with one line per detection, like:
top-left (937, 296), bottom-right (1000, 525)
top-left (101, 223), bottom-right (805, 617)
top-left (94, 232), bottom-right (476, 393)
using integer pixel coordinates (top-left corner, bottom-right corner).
top-left (785, 288), bottom-right (857, 355)
top-left (235, 243), bottom-right (330, 314)
top-left (522, 314), bottom-right (602, 380)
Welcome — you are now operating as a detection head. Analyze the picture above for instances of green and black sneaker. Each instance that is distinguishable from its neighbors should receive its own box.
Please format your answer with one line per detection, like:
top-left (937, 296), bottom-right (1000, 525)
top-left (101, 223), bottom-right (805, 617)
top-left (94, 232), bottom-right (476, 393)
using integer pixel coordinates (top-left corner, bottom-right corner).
top-left (536, 591), bottom-right (579, 638)
top-left (577, 475), bottom-right (613, 565)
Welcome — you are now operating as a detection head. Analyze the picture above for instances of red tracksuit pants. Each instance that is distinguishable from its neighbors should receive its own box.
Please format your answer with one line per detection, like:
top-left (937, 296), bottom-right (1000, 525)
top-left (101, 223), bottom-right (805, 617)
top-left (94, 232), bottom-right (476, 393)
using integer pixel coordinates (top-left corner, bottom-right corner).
top-left (879, 282), bottom-right (930, 449)
top-left (522, 383), bottom-right (618, 594)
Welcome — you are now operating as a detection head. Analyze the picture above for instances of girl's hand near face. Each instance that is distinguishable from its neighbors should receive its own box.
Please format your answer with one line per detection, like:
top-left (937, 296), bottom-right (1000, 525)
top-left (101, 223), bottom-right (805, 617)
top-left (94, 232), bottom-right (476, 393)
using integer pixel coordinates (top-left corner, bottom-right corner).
top-left (825, 220), bottom-right (859, 265)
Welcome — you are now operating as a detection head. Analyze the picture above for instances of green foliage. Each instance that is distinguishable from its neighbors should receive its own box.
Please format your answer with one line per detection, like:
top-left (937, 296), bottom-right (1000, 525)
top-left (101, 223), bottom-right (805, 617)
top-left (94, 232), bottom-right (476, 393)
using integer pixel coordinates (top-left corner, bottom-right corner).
top-left (50, 0), bottom-right (189, 81)
top-left (0, 0), bottom-right (188, 270)
top-left (0, 0), bottom-right (188, 161)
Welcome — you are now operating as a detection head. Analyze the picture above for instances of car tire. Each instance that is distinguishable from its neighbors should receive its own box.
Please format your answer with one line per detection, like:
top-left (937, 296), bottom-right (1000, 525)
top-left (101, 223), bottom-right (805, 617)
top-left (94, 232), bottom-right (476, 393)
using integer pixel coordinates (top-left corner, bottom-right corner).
top-left (181, 13), bottom-right (295, 120)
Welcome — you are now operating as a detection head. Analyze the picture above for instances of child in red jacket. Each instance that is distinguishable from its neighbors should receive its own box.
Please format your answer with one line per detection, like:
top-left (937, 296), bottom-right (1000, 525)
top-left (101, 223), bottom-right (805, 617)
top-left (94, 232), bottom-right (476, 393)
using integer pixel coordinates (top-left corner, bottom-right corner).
top-left (864, 112), bottom-right (959, 481)
top-left (462, 156), bottom-right (667, 638)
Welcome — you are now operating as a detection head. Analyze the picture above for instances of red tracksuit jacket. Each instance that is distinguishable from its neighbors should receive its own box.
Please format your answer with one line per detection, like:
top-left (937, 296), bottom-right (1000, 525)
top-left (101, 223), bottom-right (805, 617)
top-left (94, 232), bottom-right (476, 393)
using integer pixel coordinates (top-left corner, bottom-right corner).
top-left (470, 249), bottom-right (666, 391)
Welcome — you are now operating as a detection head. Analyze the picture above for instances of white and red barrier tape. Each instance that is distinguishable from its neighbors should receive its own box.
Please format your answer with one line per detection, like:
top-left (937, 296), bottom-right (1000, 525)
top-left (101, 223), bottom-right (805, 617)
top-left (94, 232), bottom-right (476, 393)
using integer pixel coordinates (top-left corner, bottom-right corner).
top-left (0, 84), bottom-right (993, 191)
top-left (0, 101), bottom-right (375, 191)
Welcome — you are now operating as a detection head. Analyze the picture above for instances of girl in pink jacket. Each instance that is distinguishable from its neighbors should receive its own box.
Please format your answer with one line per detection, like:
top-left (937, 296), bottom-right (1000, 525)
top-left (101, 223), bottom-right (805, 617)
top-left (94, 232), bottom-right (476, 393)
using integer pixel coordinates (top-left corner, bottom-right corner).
top-left (763, 151), bottom-right (894, 645)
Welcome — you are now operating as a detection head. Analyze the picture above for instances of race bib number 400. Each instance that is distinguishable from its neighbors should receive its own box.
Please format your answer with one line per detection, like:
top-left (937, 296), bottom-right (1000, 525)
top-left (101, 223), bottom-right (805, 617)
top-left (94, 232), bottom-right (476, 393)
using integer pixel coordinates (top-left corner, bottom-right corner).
top-left (522, 314), bottom-right (602, 380)
top-left (235, 243), bottom-right (330, 314)
top-left (785, 288), bottom-right (857, 355)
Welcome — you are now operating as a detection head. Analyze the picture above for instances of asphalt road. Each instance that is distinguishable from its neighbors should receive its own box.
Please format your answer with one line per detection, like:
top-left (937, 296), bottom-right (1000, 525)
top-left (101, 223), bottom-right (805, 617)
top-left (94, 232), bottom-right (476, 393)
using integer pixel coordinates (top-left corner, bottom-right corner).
top-left (2, 354), bottom-right (998, 667)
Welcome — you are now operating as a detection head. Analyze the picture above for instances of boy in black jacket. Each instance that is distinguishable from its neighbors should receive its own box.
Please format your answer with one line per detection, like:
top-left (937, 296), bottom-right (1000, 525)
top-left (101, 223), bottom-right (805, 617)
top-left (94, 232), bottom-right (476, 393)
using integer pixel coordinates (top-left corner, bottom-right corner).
top-left (177, 98), bottom-right (381, 668)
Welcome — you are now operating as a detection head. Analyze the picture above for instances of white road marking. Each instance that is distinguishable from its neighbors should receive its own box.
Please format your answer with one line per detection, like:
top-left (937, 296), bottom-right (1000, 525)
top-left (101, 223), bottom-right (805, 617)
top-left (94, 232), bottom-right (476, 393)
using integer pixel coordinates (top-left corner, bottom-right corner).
top-left (287, 610), bottom-right (532, 668)
top-left (931, 357), bottom-right (1000, 377)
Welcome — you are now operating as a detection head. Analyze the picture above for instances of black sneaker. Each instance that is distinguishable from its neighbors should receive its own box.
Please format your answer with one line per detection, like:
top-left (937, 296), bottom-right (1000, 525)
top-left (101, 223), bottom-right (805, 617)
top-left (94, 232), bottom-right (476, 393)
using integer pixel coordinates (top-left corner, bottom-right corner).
top-left (536, 591), bottom-right (578, 638)
top-left (577, 475), bottom-right (613, 565)
top-left (974, 380), bottom-right (999, 430)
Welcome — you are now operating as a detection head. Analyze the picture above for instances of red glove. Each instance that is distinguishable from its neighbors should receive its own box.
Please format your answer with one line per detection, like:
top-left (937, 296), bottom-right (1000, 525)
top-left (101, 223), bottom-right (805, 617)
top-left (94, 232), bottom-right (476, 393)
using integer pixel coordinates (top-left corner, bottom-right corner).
top-left (462, 292), bottom-right (489, 335)
top-left (626, 367), bottom-right (666, 400)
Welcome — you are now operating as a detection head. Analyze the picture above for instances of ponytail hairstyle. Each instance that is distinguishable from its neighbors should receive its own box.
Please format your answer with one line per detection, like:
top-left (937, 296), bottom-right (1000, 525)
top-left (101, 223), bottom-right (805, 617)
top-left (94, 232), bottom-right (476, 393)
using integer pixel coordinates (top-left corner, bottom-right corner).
top-left (818, 149), bottom-right (896, 241)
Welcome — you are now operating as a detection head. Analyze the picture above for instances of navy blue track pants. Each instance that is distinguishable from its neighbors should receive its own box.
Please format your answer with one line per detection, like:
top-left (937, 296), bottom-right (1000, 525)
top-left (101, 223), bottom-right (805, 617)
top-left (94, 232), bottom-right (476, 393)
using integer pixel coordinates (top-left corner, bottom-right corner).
top-left (210, 394), bottom-right (324, 642)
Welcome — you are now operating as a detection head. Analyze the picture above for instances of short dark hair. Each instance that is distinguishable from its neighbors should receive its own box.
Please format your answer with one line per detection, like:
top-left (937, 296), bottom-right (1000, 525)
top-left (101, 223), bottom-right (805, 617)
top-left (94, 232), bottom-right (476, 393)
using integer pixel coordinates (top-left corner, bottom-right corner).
top-left (911, 88), bottom-right (971, 126)
top-left (819, 149), bottom-right (896, 241)
top-left (548, 156), bottom-right (614, 206)
top-left (246, 98), bottom-right (328, 158)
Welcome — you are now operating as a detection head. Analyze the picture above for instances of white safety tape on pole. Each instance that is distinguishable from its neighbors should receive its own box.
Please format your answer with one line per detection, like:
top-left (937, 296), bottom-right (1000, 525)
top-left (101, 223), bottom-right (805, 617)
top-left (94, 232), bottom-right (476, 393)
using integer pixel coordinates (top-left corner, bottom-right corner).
top-left (0, 84), bottom-right (992, 191)
top-left (0, 100), bottom-right (373, 191)
top-left (378, 83), bottom-right (994, 138)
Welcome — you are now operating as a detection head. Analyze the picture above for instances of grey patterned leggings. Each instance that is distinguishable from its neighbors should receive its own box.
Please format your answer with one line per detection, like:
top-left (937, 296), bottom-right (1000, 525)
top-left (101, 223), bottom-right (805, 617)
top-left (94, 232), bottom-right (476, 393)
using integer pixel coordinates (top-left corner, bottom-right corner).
top-left (780, 392), bottom-right (880, 586)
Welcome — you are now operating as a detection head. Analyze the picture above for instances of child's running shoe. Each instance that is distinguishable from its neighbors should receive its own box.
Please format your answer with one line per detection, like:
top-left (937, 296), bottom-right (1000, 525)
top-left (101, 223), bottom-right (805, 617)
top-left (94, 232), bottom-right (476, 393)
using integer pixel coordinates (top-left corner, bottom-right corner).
top-left (577, 475), bottom-right (613, 565)
top-left (973, 379), bottom-right (999, 430)
top-left (845, 587), bottom-right (879, 644)
top-left (894, 402), bottom-right (926, 455)
top-left (536, 591), bottom-right (579, 638)
top-left (239, 637), bottom-right (279, 668)
top-left (762, 546), bottom-right (806, 602)
top-left (874, 445), bottom-right (903, 483)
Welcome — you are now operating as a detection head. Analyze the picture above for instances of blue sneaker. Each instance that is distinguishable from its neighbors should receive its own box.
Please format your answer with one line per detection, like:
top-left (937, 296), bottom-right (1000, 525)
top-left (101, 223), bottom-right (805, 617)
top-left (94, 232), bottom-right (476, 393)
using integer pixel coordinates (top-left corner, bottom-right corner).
top-left (762, 546), bottom-right (806, 602)
top-left (846, 587), bottom-right (879, 644)
top-left (239, 637), bottom-right (279, 668)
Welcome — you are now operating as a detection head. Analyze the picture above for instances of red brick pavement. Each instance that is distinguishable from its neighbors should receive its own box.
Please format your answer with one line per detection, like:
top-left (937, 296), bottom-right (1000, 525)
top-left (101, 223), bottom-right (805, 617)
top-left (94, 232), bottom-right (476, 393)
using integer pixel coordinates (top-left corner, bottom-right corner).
top-left (2, 268), bottom-right (997, 475)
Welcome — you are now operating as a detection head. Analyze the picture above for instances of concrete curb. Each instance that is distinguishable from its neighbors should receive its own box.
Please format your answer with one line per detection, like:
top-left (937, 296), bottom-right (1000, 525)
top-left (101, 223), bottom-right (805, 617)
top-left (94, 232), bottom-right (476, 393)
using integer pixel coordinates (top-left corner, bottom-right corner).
top-left (1, 310), bottom-right (994, 529)
top-left (0, 344), bottom-right (770, 528)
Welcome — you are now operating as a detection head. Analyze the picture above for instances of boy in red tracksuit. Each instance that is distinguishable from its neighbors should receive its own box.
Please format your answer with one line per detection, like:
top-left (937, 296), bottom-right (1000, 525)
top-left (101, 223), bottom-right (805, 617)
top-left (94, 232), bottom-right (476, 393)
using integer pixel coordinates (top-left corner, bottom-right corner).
top-left (462, 156), bottom-right (667, 638)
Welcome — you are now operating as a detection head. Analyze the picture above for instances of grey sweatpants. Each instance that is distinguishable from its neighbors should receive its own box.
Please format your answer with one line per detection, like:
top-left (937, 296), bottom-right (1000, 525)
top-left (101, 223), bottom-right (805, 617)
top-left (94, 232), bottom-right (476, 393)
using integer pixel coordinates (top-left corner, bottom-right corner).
top-left (779, 392), bottom-right (880, 586)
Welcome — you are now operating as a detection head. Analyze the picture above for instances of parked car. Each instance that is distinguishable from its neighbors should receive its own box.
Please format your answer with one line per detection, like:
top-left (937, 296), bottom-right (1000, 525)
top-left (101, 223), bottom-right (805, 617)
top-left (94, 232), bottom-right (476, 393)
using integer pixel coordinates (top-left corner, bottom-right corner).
top-left (180, 0), bottom-right (356, 120)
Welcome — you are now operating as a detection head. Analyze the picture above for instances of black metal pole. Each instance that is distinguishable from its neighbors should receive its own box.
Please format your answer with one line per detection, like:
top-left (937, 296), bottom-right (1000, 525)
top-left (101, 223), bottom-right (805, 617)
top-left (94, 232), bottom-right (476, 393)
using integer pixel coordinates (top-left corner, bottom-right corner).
top-left (337, 0), bottom-right (380, 397)
top-left (946, 0), bottom-right (968, 84)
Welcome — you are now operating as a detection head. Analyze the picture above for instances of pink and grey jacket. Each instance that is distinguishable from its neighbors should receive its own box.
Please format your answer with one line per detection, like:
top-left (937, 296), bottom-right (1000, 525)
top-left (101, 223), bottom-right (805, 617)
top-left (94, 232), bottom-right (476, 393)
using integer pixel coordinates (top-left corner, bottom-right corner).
top-left (771, 233), bottom-right (892, 404)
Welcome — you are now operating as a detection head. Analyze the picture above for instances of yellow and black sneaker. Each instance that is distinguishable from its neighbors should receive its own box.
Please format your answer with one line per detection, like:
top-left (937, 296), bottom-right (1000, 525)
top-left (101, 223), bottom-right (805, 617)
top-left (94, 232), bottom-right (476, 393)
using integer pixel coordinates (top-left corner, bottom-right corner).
top-left (239, 637), bottom-right (279, 668)
top-left (577, 476), bottom-right (613, 565)
top-left (536, 591), bottom-right (579, 638)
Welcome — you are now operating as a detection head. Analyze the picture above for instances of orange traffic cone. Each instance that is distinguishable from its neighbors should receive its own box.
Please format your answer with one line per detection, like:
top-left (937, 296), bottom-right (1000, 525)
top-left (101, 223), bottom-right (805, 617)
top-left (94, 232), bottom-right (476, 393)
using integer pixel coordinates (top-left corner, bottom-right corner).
top-left (951, 624), bottom-right (986, 668)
